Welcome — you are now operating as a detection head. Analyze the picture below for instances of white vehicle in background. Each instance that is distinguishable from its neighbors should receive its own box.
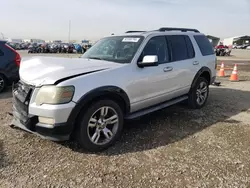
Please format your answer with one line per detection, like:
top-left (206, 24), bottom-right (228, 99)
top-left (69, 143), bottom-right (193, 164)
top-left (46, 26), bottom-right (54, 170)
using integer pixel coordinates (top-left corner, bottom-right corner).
top-left (246, 46), bottom-right (250, 50)
top-left (11, 27), bottom-right (216, 152)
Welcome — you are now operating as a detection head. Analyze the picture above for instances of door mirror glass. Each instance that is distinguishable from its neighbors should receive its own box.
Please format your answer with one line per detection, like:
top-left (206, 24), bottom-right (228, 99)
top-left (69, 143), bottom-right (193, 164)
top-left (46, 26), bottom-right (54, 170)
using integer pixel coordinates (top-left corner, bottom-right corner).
top-left (138, 55), bottom-right (158, 67)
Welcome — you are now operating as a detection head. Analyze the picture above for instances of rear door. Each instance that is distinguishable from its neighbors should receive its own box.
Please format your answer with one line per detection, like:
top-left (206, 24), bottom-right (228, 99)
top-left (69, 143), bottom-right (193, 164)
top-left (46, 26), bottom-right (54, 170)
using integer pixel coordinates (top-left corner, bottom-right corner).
top-left (165, 35), bottom-right (200, 95)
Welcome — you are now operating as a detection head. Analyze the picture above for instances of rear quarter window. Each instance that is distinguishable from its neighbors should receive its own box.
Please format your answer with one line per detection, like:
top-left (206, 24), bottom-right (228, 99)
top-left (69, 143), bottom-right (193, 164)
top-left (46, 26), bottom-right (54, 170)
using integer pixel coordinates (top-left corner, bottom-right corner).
top-left (194, 35), bottom-right (214, 56)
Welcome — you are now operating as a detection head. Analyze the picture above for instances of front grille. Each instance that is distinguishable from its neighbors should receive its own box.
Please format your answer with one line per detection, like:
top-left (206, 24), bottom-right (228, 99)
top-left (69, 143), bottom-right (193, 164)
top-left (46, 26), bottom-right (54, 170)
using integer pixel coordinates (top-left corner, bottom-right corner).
top-left (12, 81), bottom-right (35, 125)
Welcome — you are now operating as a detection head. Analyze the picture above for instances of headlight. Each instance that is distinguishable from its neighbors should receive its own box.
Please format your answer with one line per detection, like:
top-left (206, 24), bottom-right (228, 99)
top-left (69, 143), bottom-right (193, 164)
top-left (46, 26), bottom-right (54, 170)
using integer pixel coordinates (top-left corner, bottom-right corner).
top-left (35, 86), bottom-right (74, 105)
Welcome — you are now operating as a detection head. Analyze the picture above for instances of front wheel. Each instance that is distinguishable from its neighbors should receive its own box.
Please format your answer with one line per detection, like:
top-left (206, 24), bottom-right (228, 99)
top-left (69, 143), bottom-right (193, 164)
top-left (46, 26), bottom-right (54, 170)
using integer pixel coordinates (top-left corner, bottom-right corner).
top-left (76, 100), bottom-right (124, 152)
top-left (188, 77), bottom-right (209, 109)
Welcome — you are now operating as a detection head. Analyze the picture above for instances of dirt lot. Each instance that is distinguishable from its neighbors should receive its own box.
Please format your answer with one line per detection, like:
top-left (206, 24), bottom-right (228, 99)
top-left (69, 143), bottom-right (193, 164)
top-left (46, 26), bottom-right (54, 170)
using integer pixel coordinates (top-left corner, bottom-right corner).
top-left (1, 53), bottom-right (250, 187)
top-left (217, 49), bottom-right (250, 61)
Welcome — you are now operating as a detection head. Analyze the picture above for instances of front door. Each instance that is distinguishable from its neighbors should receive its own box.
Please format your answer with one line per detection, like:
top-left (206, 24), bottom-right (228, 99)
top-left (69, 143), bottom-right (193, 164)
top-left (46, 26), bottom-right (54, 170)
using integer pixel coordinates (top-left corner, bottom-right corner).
top-left (129, 36), bottom-right (180, 112)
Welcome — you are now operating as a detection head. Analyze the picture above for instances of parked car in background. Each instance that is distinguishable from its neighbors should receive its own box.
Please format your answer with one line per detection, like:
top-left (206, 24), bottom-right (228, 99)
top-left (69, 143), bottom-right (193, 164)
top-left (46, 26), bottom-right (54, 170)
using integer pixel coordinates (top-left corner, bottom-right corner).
top-left (28, 43), bottom-right (41, 53)
top-left (0, 40), bottom-right (20, 92)
top-left (246, 46), bottom-right (250, 50)
top-left (11, 27), bottom-right (216, 152)
top-left (60, 43), bottom-right (68, 53)
top-left (20, 43), bottom-right (29, 50)
top-left (234, 45), bottom-right (243, 49)
top-left (67, 43), bottom-right (75, 53)
top-left (73, 44), bottom-right (83, 53)
top-left (49, 43), bottom-right (60, 53)
top-left (242, 44), bottom-right (250, 49)
top-left (233, 44), bottom-right (250, 49)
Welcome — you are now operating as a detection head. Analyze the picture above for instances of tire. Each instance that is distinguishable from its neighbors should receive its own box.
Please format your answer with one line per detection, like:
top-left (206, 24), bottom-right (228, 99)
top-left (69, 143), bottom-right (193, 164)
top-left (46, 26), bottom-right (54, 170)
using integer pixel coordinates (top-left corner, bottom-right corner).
top-left (0, 74), bottom-right (6, 93)
top-left (76, 99), bottom-right (124, 152)
top-left (188, 77), bottom-right (209, 109)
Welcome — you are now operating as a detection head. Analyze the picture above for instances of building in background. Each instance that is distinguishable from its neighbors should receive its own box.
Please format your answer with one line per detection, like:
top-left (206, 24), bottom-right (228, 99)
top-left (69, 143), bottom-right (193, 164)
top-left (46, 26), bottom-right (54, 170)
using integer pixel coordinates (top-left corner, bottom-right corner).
top-left (7, 38), bottom-right (23, 43)
top-left (45, 40), bottom-right (53, 43)
top-left (53, 40), bottom-right (62, 43)
top-left (223, 35), bottom-right (250, 47)
top-left (82, 40), bottom-right (90, 44)
top-left (23, 39), bottom-right (45, 43)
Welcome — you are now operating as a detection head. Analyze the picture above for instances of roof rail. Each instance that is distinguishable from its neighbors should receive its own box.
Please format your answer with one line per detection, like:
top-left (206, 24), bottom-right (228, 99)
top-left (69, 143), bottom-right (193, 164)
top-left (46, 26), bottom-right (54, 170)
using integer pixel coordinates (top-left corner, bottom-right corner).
top-left (158, 27), bottom-right (200, 33)
top-left (125, 31), bottom-right (146, 33)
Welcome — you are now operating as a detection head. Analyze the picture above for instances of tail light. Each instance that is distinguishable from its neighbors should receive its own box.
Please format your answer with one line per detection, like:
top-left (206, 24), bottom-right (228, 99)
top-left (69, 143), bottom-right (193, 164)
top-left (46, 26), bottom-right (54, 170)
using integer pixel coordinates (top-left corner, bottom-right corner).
top-left (5, 44), bottom-right (21, 67)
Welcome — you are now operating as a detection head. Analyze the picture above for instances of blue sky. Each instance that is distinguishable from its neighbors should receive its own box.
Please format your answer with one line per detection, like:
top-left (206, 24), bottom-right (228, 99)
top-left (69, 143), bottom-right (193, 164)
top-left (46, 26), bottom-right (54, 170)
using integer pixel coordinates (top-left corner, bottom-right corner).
top-left (1, 0), bottom-right (249, 40)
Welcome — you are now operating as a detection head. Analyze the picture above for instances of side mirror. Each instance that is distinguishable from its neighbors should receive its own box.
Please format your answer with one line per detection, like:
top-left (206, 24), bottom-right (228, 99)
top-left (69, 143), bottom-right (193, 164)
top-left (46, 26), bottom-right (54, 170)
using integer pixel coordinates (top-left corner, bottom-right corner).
top-left (138, 55), bottom-right (158, 68)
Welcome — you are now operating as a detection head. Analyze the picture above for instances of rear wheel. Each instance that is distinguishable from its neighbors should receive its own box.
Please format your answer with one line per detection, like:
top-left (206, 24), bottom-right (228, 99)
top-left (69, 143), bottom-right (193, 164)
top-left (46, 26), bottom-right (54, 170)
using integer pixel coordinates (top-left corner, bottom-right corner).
top-left (188, 77), bottom-right (209, 109)
top-left (0, 74), bottom-right (6, 93)
top-left (76, 99), bottom-right (124, 152)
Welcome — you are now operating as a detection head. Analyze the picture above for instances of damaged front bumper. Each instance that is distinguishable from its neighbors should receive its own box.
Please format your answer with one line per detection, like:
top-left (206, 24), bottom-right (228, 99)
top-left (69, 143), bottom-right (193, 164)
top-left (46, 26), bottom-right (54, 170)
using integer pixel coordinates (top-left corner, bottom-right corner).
top-left (11, 81), bottom-right (72, 141)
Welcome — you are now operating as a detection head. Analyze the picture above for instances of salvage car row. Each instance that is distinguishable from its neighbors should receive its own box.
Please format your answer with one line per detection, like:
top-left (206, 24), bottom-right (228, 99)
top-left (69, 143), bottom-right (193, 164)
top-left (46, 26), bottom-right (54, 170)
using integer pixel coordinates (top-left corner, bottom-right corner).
top-left (28, 43), bottom-right (92, 54)
top-left (7, 42), bottom-right (92, 54)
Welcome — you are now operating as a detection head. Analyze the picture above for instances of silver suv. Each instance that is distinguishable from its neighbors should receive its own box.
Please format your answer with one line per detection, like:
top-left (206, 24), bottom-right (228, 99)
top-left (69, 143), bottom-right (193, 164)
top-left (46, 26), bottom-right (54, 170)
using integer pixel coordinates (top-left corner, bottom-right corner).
top-left (12, 28), bottom-right (216, 152)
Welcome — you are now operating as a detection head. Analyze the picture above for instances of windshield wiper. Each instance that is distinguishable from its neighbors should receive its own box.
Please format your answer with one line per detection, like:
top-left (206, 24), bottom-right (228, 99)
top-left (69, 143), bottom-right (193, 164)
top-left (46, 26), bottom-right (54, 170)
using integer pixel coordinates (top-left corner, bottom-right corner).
top-left (88, 57), bottom-right (104, 60)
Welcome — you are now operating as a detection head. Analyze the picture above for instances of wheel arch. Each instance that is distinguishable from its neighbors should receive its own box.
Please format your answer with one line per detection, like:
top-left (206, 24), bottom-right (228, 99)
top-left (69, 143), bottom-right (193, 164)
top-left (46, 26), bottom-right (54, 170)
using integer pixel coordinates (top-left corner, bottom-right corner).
top-left (67, 86), bottom-right (130, 134)
top-left (190, 67), bottom-right (211, 90)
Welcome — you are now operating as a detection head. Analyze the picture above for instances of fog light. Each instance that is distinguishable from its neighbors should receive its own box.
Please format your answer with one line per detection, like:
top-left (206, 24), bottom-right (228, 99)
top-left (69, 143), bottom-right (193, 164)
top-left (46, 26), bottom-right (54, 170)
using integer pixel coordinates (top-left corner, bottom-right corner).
top-left (38, 117), bottom-right (55, 125)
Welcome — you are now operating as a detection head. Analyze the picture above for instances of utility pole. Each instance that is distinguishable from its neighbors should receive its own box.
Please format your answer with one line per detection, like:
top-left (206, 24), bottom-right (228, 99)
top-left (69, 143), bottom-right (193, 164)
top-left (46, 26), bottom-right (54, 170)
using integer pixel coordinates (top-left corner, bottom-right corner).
top-left (68, 20), bottom-right (71, 43)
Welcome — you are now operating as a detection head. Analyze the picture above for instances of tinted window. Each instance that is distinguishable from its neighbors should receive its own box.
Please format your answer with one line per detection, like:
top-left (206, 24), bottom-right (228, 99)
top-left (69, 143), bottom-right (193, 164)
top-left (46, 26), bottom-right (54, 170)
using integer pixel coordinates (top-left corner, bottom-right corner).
top-left (139, 36), bottom-right (169, 64)
top-left (0, 49), bottom-right (3, 56)
top-left (194, 35), bottom-right (214, 56)
top-left (184, 36), bottom-right (195, 58)
top-left (167, 35), bottom-right (189, 61)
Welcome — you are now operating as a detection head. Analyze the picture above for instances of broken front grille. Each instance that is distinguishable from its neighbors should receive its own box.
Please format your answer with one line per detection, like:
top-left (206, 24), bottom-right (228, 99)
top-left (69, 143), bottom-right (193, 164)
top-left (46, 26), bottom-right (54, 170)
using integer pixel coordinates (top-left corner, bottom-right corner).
top-left (12, 81), bottom-right (35, 124)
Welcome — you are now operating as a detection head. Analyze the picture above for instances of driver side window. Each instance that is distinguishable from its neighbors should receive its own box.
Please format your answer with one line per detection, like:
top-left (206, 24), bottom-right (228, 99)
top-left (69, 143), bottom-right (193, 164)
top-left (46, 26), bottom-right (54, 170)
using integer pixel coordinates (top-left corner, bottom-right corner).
top-left (138, 36), bottom-right (169, 64)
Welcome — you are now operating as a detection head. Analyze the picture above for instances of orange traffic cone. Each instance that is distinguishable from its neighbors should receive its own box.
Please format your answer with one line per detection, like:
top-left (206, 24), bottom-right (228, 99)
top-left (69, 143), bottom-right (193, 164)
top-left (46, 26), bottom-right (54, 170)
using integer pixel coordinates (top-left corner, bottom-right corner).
top-left (229, 64), bottom-right (239, 82)
top-left (218, 62), bottom-right (225, 77)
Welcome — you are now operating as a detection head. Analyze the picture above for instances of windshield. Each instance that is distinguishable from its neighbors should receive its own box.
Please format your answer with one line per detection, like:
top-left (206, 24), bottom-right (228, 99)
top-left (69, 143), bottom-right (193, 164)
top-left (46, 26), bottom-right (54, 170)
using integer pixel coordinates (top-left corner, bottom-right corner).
top-left (81, 36), bottom-right (144, 63)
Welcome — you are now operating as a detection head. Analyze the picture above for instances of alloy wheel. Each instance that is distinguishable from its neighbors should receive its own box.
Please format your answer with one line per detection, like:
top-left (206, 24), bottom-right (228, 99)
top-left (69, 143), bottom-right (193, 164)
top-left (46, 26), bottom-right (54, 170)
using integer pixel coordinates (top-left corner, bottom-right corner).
top-left (87, 106), bottom-right (119, 145)
top-left (196, 81), bottom-right (208, 105)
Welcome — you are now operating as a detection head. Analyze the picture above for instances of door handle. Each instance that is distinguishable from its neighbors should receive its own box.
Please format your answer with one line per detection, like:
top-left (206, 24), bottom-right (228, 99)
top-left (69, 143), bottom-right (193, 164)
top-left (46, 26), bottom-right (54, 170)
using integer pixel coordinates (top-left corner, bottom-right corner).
top-left (193, 61), bottom-right (199, 65)
top-left (163, 67), bottom-right (173, 72)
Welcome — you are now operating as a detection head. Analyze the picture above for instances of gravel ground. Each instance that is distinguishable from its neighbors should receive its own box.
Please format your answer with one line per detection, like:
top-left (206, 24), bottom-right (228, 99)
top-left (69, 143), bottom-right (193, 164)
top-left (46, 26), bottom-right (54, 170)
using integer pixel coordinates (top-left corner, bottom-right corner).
top-left (1, 53), bottom-right (250, 187)
top-left (217, 49), bottom-right (250, 61)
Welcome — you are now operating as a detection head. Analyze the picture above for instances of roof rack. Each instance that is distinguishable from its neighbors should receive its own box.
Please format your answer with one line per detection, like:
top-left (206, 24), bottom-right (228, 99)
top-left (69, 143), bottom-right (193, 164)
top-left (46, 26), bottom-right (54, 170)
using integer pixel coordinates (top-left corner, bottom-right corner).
top-left (125, 31), bottom-right (146, 33)
top-left (158, 27), bottom-right (200, 33)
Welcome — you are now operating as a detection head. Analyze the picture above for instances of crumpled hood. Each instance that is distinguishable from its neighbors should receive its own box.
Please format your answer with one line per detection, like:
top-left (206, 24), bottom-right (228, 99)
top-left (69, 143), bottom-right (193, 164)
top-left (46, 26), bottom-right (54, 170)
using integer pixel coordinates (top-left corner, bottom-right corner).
top-left (19, 56), bottom-right (122, 86)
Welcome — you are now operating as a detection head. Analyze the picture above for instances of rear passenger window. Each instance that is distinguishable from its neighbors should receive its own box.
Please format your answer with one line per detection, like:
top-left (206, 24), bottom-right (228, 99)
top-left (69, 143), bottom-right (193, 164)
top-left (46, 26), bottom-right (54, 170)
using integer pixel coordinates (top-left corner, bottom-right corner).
top-left (139, 36), bottom-right (169, 64)
top-left (167, 35), bottom-right (189, 61)
top-left (184, 36), bottom-right (195, 58)
top-left (194, 35), bottom-right (214, 56)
